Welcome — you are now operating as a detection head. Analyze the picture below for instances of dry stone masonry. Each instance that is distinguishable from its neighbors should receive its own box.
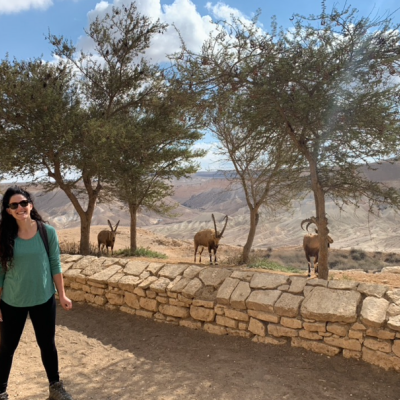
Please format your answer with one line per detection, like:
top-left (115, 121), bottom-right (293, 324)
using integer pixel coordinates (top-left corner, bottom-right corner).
top-left (61, 255), bottom-right (400, 372)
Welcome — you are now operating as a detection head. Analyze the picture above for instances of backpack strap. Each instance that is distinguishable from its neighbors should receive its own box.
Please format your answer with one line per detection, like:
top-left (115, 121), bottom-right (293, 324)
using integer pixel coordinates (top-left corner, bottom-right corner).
top-left (37, 221), bottom-right (50, 258)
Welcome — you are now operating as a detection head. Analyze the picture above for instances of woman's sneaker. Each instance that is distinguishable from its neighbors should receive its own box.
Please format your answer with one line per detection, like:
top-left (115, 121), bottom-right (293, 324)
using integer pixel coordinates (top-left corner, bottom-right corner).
top-left (0, 392), bottom-right (8, 400)
top-left (49, 381), bottom-right (73, 400)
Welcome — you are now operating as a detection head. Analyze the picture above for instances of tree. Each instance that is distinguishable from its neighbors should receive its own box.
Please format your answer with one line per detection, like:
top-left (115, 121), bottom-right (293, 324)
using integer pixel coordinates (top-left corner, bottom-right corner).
top-left (102, 93), bottom-right (205, 252)
top-left (171, 4), bottom-right (400, 278)
top-left (170, 14), bottom-right (306, 263)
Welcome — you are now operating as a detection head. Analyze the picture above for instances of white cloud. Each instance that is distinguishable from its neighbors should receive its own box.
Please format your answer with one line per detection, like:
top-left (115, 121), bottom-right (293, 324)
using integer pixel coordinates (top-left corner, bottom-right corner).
top-left (0, 0), bottom-right (53, 14)
top-left (193, 141), bottom-right (233, 171)
top-left (77, 0), bottom-right (217, 63)
top-left (205, 1), bottom-right (247, 21)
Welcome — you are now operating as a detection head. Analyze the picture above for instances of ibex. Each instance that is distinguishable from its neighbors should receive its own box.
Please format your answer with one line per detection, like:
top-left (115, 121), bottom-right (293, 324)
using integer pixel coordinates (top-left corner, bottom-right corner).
top-left (98, 219), bottom-right (120, 255)
top-left (301, 217), bottom-right (334, 277)
top-left (194, 214), bottom-right (228, 265)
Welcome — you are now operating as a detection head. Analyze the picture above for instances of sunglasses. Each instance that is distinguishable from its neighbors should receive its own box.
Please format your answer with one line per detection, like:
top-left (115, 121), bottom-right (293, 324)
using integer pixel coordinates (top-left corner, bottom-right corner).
top-left (8, 200), bottom-right (30, 210)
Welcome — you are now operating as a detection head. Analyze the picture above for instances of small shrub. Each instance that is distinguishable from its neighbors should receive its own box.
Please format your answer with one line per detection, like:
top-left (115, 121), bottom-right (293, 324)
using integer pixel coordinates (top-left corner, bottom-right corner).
top-left (384, 253), bottom-right (400, 264)
top-left (114, 247), bottom-right (167, 259)
top-left (59, 241), bottom-right (98, 256)
top-left (350, 248), bottom-right (366, 261)
top-left (248, 259), bottom-right (301, 274)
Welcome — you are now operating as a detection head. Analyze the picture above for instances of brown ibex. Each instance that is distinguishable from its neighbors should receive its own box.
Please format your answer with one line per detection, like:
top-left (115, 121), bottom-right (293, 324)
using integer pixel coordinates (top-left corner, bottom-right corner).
top-left (98, 220), bottom-right (120, 255)
top-left (301, 217), bottom-right (333, 277)
top-left (194, 214), bottom-right (228, 265)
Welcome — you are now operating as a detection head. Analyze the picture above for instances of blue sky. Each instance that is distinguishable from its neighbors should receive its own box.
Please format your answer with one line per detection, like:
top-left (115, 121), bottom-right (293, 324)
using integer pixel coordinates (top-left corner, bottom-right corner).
top-left (1, 0), bottom-right (399, 170)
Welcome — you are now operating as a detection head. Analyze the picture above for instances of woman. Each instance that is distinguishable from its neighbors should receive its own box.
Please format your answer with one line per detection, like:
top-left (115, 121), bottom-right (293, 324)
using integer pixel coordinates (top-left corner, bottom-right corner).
top-left (0, 186), bottom-right (73, 400)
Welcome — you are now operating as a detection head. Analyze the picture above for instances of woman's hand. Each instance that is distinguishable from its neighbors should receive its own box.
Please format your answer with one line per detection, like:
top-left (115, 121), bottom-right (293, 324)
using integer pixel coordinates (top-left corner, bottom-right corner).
top-left (0, 309), bottom-right (3, 322)
top-left (59, 294), bottom-right (72, 311)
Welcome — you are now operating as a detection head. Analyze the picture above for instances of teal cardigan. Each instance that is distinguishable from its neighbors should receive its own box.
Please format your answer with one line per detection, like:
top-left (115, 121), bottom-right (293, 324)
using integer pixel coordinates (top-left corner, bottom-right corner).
top-left (0, 224), bottom-right (62, 307)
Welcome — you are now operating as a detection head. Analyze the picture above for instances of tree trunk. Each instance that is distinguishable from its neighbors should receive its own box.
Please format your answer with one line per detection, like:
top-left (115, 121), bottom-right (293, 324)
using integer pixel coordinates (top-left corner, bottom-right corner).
top-left (242, 208), bottom-right (259, 264)
top-left (129, 203), bottom-right (138, 253)
top-left (309, 159), bottom-right (329, 279)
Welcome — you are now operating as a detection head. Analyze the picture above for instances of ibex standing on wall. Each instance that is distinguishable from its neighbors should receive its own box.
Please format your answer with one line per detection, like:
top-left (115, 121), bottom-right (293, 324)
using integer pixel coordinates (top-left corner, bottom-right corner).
top-left (301, 217), bottom-right (333, 277)
top-left (194, 214), bottom-right (228, 265)
top-left (98, 220), bottom-right (120, 255)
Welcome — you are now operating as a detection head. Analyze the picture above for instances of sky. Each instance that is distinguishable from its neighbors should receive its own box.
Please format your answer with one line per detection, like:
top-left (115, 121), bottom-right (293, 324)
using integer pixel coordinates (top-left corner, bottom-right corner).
top-left (1, 0), bottom-right (399, 170)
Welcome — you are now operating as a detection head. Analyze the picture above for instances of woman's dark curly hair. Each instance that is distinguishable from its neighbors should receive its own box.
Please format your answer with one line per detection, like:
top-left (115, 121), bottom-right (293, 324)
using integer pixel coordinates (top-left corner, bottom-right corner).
top-left (0, 186), bottom-right (45, 272)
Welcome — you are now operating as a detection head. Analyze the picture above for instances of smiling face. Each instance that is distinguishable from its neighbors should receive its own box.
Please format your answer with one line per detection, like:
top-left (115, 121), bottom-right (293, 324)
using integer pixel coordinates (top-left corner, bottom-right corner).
top-left (6, 194), bottom-right (33, 222)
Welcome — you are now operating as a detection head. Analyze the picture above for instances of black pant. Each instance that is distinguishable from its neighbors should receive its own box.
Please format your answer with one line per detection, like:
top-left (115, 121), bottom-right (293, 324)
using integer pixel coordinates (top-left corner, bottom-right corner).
top-left (0, 295), bottom-right (59, 393)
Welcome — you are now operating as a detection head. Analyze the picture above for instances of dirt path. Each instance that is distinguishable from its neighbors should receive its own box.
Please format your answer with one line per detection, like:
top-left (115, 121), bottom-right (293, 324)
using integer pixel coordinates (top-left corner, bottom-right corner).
top-left (7, 302), bottom-right (400, 400)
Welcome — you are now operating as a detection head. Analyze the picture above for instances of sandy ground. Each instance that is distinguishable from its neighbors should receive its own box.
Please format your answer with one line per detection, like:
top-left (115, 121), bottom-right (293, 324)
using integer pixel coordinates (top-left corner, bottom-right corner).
top-left (6, 302), bottom-right (400, 400)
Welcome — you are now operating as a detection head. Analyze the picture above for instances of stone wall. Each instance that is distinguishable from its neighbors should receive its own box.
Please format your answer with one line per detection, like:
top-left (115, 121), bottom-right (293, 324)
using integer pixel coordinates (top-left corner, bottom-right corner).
top-left (61, 255), bottom-right (400, 372)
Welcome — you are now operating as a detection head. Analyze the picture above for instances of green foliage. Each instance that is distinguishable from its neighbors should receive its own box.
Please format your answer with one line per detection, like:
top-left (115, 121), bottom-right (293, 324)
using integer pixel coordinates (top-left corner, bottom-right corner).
top-left (350, 248), bottom-right (367, 261)
top-left (247, 259), bottom-right (302, 273)
top-left (114, 247), bottom-right (167, 259)
top-left (59, 241), bottom-right (99, 256)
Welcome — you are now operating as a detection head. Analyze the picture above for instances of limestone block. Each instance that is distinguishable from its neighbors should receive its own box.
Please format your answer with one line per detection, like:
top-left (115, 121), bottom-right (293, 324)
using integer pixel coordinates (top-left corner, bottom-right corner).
top-left (108, 272), bottom-right (125, 287)
top-left (246, 290), bottom-right (281, 313)
top-left (255, 336), bottom-right (287, 345)
top-left (139, 297), bottom-right (158, 312)
top-left (125, 292), bottom-right (140, 309)
top-left (216, 315), bottom-right (238, 329)
top-left (324, 336), bottom-right (362, 351)
top-left (387, 315), bottom-right (400, 332)
top-left (328, 280), bottom-right (358, 290)
top-left (154, 312), bottom-right (166, 321)
top-left (159, 264), bottom-right (189, 279)
top-left (348, 330), bottom-right (364, 340)
top-left (87, 264), bottom-right (122, 284)
top-left (169, 299), bottom-right (188, 307)
top-left (358, 283), bottom-right (388, 298)
top-left (326, 323), bottom-right (349, 337)
top-left (182, 278), bottom-right (203, 298)
top-left (299, 330), bottom-right (322, 340)
top-left (150, 277), bottom-right (171, 294)
top-left (138, 276), bottom-right (158, 290)
top-left (230, 281), bottom-right (251, 310)
top-left (156, 296), bottom-right (169, 304)
top-left (140, 271), bottom-right (151, 280)
top-left (70, 282), bottom-right (83, 290)
top-left (226, 328), bottom-right (253, 338)
top-left (281, 317), bottom-right (302, 329)
top-left (64, 269), bottom-right (85, 281)
top-left (292, 337), bottom-right (341, 357)
top-left (381, 266), bottom-right (400, 274)
top-left (94, 296), bottom-right (107, 306)
top-left (198, 268), bottom-right (232, 288)
top-left (364, 338), bottom-right (391, 353)
top-left (120, 306), bottom-right (136, 315)
top-left (215, 305), bottom-right (225, 315)
top-left (66, 289), bottom-right (85, 302)
top-left (193, 299), bottom-right (214, 308)
top-left (288, 277), bottom-right (307, 294)
top-left (73, 256), bottom-right (98, 270)
top-left (351, 322), bottom-right (366, 331)
top-left (90, 286), bottom-right (105, 296)
top-left (60, 262), bottom-right (73, 273)
top-left (168, 277), bottom-right (188, 293)
top-left (274, 293), bottom-right (303, 317)
top-left (250, 272), bottom-right (289, 290)
top-left (343, 349), bottom-right (361, 360)
top-left (106, 292), bottom-right (124, 306)
top-left (166, 291), bottom-right (178, 299)
top-left (177, 294), bottom-right (193, 306)
top-left (216, 278), bottom-right (240, 306)
top-left (136, 309), bottom-right (154, 319)
top-left (81, 258), bottom-right (107, 277)
top-left (84, 293), bottom-right (95, 303)
top-left (230, 270), bottom-right (255, 282)
top-left (303, 287), bottom-right (314, 297)
top-left (248, 319), bottom-right (267, 337)
top-left (305, 279), bottom-right (328, 287)
top-left (88, 281), bottom-right (107, 289)
top-left (203, 323), bottom-right (227, 335)
top-left (386, 289), bottom-right (400, 306)
top-left (392, 340), bottom-right (400, 357)
top-left (61, 254), bottom-right (83, 264)
top-left (268, 324), bottom-right (298, 338)
top-left (366, 328), bottom-right (395, 340)
top-left (133, 287), bottom-right (146, 297)
top-left (247, 310), bottom-right (280, 324)
top-left (146, 290), bottom-right (157, 299)
top-left (159, 304), bottom-right (190, 319)
top-left (360, 297), bottom-right (389, 328)
top-left (224, 308), bottom-right (249, 322)
top-left (190, 306), bottom-right (215, 322)
top-left (387, 304), bottom-right (400, 317)
top-left (238, 322), bottom-right (248, 330)
top-left (301, 287), bottom-right (361, 323)
top-left (180, 319), bottom-right (202, 330)
top-left (303, 322), bottom-right (326, 333)
top-left (362, 347), bottom-right (400, 371)
top-left (124, 261), bottom-right (149, 276)
top-left (146, 262), bottom-right (165, 275)
top-left (183, 265), bottom-right (204, 279)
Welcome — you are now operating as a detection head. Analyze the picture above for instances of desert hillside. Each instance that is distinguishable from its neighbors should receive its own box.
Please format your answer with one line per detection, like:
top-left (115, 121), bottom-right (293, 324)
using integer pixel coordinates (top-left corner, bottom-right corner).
top-left (2, 161), bottom-right (400, 254)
